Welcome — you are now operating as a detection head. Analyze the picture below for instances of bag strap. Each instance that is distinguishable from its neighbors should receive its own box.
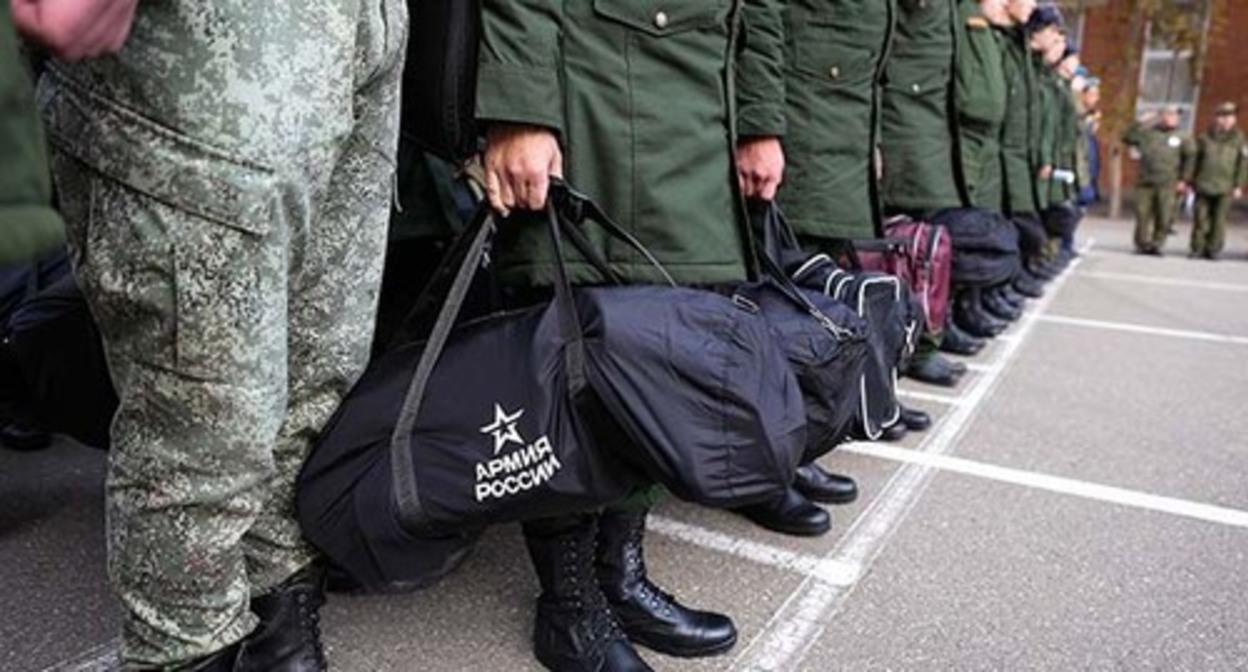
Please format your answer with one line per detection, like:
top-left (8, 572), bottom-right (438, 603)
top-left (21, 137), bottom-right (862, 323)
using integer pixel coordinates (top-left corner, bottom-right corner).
top-left (551, 181), bottom-right (676, 287)
top-left (390, 203), bottom-right (496, 529)
top-left (750, 202), bottom-right (854, 340)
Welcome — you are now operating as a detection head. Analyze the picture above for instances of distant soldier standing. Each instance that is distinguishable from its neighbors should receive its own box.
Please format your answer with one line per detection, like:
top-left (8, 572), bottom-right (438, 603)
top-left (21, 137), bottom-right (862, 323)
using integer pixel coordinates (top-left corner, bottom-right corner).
top-left (1187, 102), bottom-right (1246, 260)
top-left (1123, 106), bottom-right (1193, 256)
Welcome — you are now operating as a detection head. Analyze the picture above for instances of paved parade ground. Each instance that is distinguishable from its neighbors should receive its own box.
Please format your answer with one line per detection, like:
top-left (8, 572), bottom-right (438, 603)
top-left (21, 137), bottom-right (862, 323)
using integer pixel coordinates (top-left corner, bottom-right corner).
top-left (4, 215), bottom-right (1248, 672)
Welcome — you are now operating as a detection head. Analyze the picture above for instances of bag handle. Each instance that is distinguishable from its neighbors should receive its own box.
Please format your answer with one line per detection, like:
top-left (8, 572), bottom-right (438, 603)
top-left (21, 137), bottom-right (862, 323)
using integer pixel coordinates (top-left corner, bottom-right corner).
top-left (388, 181), bottom-right (673, 530)
top-left (750, 202), bottom-right (855, 340)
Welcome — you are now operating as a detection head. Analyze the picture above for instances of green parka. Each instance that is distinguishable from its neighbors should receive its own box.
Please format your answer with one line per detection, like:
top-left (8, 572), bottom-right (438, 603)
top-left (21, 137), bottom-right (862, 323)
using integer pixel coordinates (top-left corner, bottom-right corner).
top-left (1188, 126), bottom-right (1247, 196)
top-left (1122, 121), bottom-right (1193, 188)
top-left (477, 0), bottom-right (784, 286)
top-left (776, 0), bottom-right (895, 240)
top-left (1, 10), bottom-right (65, 266)
top-left (879, 0), bottom-right (967, 215)
top-left (999, 26), bottom-right (1037, 216)
top-left (953, 1), bottom-right (1006, 211)
top-left (1043, 72), bottom-right (1081, 206)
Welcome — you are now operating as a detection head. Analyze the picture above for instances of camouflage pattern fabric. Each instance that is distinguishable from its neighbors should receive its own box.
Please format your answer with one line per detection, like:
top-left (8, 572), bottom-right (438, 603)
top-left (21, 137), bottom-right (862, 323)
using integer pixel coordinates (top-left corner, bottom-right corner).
top-left (37, 1), bottom-right (408, 666)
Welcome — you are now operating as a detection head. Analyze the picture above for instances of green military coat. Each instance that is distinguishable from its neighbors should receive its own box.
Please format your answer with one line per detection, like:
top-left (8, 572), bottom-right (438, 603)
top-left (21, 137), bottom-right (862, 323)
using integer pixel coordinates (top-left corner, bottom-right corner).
top-left (477, 0), bottom-right (784, 286)
top-left (953, 0), bottom-right (1006, 212)
top-left (1, 10), bottom-right (64, 266)
top-left (776, 0), bottom-right (895, 240)
top-left (1189, 126), bottom-right (1247, 196)
top-left (1043, 73), bottom-right (1081, 206)
top-left (879, 0), bottom-right (966, 215)
top-left (1122, 121), bottom-right (1192, 188)
top-left (999, 26), bottom-right (1037, 216)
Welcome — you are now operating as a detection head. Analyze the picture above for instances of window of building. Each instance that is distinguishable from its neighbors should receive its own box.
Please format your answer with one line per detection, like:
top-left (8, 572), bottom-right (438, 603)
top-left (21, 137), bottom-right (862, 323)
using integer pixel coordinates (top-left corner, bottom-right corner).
top-left (1134, 1), bottom-right (1209, 132)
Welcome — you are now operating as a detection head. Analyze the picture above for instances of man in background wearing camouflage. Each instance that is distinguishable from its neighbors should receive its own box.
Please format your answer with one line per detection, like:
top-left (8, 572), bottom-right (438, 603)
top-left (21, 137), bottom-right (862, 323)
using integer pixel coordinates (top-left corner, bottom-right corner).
top-left (1187, 102), bottom-right (1246, 260)
top-left (1123, 106), bottom-right (1192, 256)
top-left (30, 0), bottom-right (408, 668)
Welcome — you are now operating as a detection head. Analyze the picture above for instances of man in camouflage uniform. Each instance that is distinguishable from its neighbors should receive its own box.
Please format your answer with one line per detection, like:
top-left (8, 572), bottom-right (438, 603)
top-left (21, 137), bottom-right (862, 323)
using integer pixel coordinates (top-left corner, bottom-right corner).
top-left (35, 1), bottom-right (409, 668)
top-left (1187, 102), bottom-right (1246, 260)
top-left (1123, 106), bottom-right (1192, 256)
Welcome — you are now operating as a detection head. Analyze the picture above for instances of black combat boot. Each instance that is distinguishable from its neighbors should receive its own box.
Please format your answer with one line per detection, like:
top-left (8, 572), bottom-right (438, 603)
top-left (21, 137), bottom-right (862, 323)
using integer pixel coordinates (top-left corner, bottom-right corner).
top-left (899, 405), bottom-right (932, 432)
top-left (734, 486), bottom-right (832, 537)
top-left (525, 515), bottom-right (652, 672)
top-left (956, 289), bottom-right (1007, 338)
top-left (904, 352), bottom-right (963, 387)
top-left (999, 285), bottom-right (1027, 309)
top-left (981, 288), bottom-right (1022, 322)
top-left (794, 463), bottom-right (858, 504)
top-left (1012, 270), bottom-right (1045, 299)
top-left (235, 565), bottom-right (328, 672)
top-left (597, 509), bottom-right (737, 658)
top-left (940, 315), bottom-right (985, 356)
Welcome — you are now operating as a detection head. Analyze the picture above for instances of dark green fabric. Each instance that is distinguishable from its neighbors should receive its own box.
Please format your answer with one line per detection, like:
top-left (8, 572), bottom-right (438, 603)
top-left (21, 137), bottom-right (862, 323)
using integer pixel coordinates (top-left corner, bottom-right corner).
top-left (776, 0), bottom-right (895, 240)
top-left (477, 0), bottom-right (782, 286)
top-left (1122, 122), bottom-right (1192, 188)
top-left (1191, 192), bottom-right (1232, 257)
top-left (1189, 127), bottom-right (1247, 196)
top-left (1, 10), bottom-right (65, 266)
top-left (998, 26), bottom-right (1037, 216)
top-left (879, 0), bottom-right (965, 214)
top-left (1133, 186), bottom-right (1176, 251)
top-left (390, 141), bottom-right (461, 242)
top-left (1031, 60), bottom-right (1056, 212)
top-left (953, 1), bottom-right (1006, 212)
top-left (1043, 73), bottom-right (1081, 206)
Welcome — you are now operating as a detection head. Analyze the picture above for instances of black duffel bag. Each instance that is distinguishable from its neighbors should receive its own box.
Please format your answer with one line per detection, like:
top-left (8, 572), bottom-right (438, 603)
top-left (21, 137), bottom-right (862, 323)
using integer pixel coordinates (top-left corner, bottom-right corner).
top-left (742, 204), bottom-right (870, 459)
top-left (754, 205), bottom-right (911, 440)
top-left (932, 207), bottom-right (1022, 288)
top-left (298, 185), bottom-right (806, 590)
top-left (1041, 203), bottom-right (1080, 240)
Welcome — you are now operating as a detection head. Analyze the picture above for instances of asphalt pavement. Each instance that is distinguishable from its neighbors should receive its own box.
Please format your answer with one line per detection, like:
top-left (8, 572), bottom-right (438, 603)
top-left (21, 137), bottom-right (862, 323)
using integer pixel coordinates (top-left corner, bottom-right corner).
top-left (3, 216), bottom-right (1247, 672)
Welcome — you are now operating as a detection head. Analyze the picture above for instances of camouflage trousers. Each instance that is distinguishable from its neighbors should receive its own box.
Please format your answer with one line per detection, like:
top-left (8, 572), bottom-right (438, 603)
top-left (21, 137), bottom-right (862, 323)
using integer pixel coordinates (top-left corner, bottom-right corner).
top-left (39, 1), bottom-right (407, 666)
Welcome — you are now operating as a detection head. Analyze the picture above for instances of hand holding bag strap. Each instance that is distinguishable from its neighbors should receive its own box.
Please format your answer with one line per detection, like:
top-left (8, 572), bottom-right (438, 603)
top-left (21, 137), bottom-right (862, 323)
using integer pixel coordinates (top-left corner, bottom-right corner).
top-left (390, 204), bottom-right (496, 530)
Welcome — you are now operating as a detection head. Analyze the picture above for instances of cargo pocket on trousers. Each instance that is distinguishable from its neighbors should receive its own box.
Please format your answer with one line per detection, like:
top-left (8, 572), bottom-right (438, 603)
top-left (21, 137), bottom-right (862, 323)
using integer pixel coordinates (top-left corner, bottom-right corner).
top-left (43, 76), bottom-right (282, 383)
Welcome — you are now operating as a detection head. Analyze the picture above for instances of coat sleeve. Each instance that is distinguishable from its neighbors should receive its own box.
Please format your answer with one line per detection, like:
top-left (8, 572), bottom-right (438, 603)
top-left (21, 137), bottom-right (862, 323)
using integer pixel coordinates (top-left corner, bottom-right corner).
top-left (735, 0), bottom-right (787, 138)
top-left (476, 0), bottom-right (566, 135)
top-left (1122, 122), bottom-right (1143, 147)
top-left (1179, 136), bottom-right (1197, 183)
top-left (1036, 84), bottom-right (1056, 169)
top-left (1236, 137), bottom-right (1248, 190)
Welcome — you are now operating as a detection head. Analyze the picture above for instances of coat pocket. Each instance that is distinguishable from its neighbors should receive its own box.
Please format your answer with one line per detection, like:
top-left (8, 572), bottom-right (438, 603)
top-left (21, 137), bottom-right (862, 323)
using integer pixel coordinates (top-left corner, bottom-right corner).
top-left (593, 0), bottom-right (729, 37)
top-left (793, 26), bottom-right (877, 88)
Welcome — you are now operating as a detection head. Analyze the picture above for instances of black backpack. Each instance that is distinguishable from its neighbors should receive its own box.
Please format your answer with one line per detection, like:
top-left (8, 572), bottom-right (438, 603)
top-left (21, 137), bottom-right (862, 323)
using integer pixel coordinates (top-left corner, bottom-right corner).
top-left (402, 0), bottom-right (481, 162)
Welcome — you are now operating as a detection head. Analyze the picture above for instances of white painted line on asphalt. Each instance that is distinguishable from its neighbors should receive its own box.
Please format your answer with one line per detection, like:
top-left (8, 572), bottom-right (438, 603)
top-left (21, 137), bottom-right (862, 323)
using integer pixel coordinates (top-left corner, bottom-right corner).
top-left (1039, 314), bottom-right (1248, 346)
top-left (732, 248), bottom-right (1089, 672)
top-left (896, 388), bottom-right (965, 406)
top-left (41, 640), bottom-right (118, 672)
top-left (842, 442), bottom-right (1248, 529)
top-left (647, 515), bottom-right (861, 586)
top-left (962, 361), bottom-right (996, 373)
top-left (1077, 270), bottom-right (1248, 293)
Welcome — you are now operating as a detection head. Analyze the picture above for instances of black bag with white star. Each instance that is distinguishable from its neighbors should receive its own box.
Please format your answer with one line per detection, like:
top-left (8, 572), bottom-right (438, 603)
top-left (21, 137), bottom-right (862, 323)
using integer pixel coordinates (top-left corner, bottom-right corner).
top-left (297, 184), bottom-right (807, 591)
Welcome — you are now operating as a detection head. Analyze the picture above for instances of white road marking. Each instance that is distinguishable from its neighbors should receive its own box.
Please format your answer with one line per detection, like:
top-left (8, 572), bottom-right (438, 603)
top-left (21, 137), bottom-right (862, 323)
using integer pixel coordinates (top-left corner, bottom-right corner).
top-left (1039, 314), bottom-right (1248, 346)
top-left (1077, 270), bottom-right (1248, 293)
top-left (896, 388), bottom-right (964, 406)
top-left (41, 640), bottom-right (118, 672)
top-left (961, 361), bottom-right (995, 373)
top-left (842, 442), bottom-right (1248, 529)
top-left (731, 247), bottom-right (1089, 672)
top-left (647, 516), bottom-right (861, 586)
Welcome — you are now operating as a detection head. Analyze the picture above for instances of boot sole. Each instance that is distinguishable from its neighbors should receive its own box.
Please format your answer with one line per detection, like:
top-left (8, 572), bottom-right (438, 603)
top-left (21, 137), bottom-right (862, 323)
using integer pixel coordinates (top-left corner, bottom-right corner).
top-left (628, 630), bottom-right (739, 659)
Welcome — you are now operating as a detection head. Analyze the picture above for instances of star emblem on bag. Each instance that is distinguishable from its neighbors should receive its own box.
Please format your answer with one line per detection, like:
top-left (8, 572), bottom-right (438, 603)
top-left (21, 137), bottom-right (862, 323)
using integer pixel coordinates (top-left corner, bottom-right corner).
top-left (480, 404), bottom-right (525, 454)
